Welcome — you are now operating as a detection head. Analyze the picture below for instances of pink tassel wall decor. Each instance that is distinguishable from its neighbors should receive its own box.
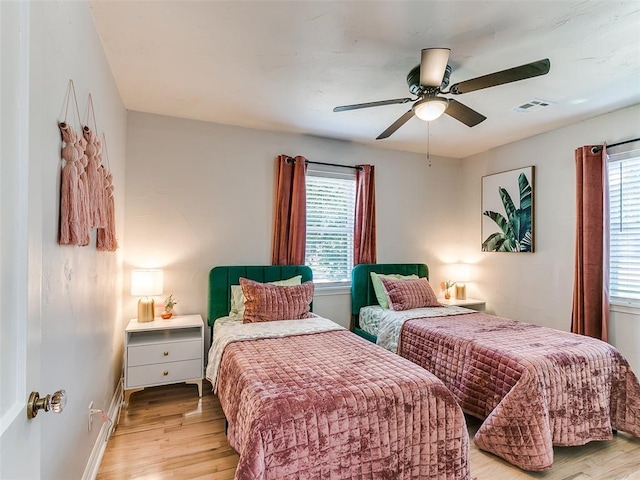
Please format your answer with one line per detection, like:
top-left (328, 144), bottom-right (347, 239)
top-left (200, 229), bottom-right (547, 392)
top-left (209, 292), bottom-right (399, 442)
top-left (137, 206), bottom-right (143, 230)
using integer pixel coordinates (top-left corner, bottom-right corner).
top-left (58, 122), bottom-right (82, 245)
top-left (82, 126), bottom-right (107, 228)
top-left (58, 79), bottom-right (91, 246)
top-left (75, 134), bottom-right (91, 246)
top-left (96, 167), bottom-right (118, 252)
top-left (95, 136), bottom-right (109, 227)
top-left (58, 82), bottom-right (118, 251)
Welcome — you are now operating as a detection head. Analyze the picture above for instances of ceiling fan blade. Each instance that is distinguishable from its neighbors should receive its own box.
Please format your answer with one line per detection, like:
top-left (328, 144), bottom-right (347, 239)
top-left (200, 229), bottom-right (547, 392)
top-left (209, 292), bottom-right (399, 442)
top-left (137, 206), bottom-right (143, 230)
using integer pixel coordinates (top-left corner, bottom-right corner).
top-left (445, 99), bottom-right (487, 127)
top-left (449, 58), bottom-right (551, 95)
top-left (376, 109), bottom-right (415, 140)
top-left (333, 97), bottom-right (414, 112)
top-left (420, 48), bottom-right (451, 87)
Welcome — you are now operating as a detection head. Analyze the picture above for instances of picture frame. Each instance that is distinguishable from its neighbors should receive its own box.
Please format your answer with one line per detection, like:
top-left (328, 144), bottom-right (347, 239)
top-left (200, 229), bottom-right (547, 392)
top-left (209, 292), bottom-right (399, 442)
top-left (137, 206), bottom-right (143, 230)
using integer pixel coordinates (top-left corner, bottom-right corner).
top-left (481, 166), bottom-right (534, 252)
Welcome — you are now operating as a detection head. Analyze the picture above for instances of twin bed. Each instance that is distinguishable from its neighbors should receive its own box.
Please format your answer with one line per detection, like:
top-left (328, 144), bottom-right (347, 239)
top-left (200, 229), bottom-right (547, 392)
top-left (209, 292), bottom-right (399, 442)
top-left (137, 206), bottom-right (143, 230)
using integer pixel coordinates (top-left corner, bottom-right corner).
top-left (351, 263), bottom-right (640, 471)
top-left (205, 265), bottom-right (471, 480)
top-left (205, 263), bottom-right (640, 479)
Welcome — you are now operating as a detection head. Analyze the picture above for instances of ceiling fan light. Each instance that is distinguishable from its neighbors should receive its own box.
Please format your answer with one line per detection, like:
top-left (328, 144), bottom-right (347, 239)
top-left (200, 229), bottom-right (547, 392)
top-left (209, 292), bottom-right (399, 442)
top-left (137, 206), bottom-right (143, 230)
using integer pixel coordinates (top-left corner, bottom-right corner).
top-left (414, 98), bottom-right (449, 121)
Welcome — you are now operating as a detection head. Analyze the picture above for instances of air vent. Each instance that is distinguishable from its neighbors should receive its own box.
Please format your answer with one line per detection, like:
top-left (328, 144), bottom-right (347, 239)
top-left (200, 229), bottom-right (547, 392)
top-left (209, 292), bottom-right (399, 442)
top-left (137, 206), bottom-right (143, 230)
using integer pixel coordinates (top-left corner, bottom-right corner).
top-left (512, 98), bottom-right (555, 113)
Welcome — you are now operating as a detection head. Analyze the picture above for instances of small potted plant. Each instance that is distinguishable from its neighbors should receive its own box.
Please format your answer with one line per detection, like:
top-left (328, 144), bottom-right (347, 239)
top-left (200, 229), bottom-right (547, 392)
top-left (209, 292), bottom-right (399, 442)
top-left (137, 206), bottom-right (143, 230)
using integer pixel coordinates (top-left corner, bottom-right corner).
top-left (442, 280), bottom-right (456, 300)
top-left (161, 294), bottom-right (178, 319)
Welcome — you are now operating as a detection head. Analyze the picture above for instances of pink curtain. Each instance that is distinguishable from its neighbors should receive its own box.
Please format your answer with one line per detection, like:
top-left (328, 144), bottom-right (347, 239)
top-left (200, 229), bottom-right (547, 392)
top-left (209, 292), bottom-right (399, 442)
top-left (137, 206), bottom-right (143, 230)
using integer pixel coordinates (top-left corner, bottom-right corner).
top-left (271, 155), bottom-right (306, 265)
top-left (354, 164), bottom-right (377, 264)
top-left (572, 145), bottom-right (609, 341)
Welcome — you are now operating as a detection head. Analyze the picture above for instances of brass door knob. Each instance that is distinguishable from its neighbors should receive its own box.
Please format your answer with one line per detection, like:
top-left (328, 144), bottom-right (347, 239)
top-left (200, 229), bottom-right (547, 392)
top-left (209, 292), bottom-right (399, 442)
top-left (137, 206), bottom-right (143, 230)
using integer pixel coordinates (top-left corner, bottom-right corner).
top-left (27, 390), bottom-right (67, 419)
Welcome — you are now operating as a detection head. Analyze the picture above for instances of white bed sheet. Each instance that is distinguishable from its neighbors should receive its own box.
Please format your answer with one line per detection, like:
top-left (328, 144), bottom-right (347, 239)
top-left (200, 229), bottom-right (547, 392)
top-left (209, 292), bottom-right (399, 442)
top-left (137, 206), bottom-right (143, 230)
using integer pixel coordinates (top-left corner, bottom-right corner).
top-left (206, 315), bottom-right (344, 390)
top-left (358, 305), bottom-right (385, 336)
top-left (359, 305), bottom-right (474, 352)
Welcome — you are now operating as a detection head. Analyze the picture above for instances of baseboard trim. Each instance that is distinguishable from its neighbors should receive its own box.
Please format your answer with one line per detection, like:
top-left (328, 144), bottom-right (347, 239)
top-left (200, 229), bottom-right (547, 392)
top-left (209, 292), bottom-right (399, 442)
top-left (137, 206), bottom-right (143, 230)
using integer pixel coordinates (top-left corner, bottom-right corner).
top-left (82, 378), bottom-right (123, 480)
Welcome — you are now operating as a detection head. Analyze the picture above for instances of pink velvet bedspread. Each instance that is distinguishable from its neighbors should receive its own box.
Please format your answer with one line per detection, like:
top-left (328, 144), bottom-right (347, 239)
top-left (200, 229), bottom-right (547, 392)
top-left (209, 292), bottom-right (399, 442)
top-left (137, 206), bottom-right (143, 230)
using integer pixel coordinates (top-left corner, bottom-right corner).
top-left (399, 312), bottom-right (640, 471)
top-left (216, 329), bottom-right (471, 480)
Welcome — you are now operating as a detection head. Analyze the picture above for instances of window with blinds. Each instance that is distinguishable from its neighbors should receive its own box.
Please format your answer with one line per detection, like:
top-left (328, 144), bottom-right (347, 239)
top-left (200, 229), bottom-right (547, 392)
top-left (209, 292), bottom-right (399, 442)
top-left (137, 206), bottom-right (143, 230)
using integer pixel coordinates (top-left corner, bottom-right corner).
top-left (305, 169), bottom-right (356, 285)
top-left (609, 148), bottom-right (640, 302)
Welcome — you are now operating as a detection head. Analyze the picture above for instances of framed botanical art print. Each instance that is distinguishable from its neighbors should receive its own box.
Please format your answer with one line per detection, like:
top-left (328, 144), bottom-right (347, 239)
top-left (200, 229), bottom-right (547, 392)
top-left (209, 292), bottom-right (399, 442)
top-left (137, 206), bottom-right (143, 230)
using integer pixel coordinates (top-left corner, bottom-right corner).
top-left (481, 166), bottom-right (534, 252)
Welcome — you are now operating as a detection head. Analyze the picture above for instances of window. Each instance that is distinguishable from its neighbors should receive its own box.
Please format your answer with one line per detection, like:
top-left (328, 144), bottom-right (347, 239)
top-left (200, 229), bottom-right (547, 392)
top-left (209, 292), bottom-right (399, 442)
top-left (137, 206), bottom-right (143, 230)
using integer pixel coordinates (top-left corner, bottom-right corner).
top-left (608, 145), bottom-right (640, 302)
top-left (305, 166), bottom-right (356, 286)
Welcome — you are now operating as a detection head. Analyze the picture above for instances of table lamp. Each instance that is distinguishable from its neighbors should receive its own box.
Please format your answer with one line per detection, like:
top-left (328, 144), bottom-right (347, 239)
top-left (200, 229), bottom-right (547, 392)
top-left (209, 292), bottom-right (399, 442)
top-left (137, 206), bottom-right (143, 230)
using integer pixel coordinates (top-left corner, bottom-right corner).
top-left (131, 269), bottom-right (163, 322)
top-left (453, 264), bottom-right (470, 300)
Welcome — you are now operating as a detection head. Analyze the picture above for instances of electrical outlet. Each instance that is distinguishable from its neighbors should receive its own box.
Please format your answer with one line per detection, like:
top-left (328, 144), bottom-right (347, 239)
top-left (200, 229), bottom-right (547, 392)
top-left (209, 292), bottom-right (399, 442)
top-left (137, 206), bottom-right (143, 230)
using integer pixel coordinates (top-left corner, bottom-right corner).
top-left (88, 401), bottom-right (94, 432)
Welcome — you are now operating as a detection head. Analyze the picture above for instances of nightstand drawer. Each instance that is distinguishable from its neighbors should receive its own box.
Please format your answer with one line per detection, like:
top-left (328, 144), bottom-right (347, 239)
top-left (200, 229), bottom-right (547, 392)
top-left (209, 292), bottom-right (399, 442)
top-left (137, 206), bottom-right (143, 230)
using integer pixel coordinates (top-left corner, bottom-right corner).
top-left (128, 340), bottom-right (201, 367)
top-left (124, 315), bottom-right (205, 405)
top-left (127, 359), bottom-right (202, 388)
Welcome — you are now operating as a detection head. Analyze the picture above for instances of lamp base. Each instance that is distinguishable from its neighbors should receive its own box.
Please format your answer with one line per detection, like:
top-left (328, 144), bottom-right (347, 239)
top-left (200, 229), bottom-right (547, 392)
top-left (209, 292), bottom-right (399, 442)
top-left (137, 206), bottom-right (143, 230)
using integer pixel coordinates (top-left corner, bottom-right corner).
top-left (137, 298), bottom-right (155, 323)
top-left (455, 284), bottom-right (466, 300)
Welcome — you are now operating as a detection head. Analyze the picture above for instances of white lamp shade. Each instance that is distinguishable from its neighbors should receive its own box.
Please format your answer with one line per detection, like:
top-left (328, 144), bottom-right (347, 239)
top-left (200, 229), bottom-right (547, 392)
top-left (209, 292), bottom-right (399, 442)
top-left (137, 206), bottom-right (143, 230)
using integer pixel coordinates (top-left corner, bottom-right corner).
top-left (413, 97), bottom-right (449, 121)
top-left (452, 264), bottom-right (471, 283)
top-left (131, 269), bottom-right (164, 296)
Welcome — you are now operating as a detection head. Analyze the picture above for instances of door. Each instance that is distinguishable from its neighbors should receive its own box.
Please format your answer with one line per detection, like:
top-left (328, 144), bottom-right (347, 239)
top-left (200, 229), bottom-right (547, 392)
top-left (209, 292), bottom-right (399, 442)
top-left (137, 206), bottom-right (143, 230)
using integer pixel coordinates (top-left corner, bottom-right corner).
top-left (0, 2), bottom-right (41, 478)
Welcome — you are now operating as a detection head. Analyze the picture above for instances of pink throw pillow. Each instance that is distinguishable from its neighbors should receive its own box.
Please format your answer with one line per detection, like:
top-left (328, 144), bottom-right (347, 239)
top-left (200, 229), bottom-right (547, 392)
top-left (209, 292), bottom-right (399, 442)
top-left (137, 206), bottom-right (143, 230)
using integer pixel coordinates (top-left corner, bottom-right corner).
top-left (240, 278), bottom-right (314, 323)
top-left (379, 277), bottom-right (441, 311)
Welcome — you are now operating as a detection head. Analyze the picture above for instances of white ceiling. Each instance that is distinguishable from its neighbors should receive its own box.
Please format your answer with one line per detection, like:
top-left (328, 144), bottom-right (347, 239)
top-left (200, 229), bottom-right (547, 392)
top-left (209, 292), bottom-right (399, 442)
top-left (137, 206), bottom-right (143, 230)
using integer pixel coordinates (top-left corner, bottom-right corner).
top-left (89, 1), bottom-right (640, 159)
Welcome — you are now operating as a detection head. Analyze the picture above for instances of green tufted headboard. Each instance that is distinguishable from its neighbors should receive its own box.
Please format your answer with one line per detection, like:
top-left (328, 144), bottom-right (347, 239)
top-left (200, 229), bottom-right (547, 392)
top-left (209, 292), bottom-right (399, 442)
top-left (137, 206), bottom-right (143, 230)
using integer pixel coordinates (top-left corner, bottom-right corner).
top-left (351, 263), bottom-right (429, 315)
top-left (350, 263), bottom-right (428, 341)
top-left (207, 265), bottom-right (313, 327)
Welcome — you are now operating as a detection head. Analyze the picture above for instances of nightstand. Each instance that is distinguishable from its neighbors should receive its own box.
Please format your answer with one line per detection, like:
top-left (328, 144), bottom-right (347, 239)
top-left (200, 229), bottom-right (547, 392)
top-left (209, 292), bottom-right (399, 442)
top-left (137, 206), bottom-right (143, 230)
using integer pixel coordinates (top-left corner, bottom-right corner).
top-left (438, 297), bottom-right (486, 311)
top-left (124, 314), bottom-right (204, 405)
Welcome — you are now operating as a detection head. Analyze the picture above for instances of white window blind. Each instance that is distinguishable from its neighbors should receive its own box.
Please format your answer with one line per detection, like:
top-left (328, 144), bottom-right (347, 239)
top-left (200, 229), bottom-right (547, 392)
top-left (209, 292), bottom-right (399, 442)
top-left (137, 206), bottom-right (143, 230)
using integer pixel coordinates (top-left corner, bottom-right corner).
top-left (609, 148), bottom-right (640, 301)
top-left (305, 169), bottom-right (356, 285)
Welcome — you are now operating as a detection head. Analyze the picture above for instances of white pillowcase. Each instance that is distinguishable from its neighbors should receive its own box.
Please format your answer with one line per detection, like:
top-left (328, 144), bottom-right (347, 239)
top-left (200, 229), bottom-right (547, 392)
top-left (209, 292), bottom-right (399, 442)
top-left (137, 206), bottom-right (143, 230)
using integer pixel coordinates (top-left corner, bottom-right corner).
top-left (229, 275), bottom-right (303, 318)
top-left (229, 285), bottom-right (246, 320)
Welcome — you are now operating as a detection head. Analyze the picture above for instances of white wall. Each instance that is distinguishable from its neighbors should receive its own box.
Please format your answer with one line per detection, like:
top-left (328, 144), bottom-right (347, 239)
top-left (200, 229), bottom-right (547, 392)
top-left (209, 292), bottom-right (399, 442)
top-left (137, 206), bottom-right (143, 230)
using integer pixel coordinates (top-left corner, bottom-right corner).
top-left (610, 306), bottom-right (640, 375)
top-left (458, 104), bottom-right (640, 372)
top-left (125, 112), bottom-right (462, 332)
top-left (16, 2), bottom-right (638, 476)
top-left (125, 109), bottom-right (640, 374)
top-left (29, 1), bottom-right (127, 479)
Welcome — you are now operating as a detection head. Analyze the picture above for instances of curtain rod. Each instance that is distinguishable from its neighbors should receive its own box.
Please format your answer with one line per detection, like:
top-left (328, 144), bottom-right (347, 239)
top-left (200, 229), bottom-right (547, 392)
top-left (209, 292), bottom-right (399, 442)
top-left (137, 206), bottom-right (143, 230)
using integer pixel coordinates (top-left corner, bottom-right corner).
top-left (285, 156), bottom-right (363, 171)
top-left (591, 137), bottom-right (640, 153)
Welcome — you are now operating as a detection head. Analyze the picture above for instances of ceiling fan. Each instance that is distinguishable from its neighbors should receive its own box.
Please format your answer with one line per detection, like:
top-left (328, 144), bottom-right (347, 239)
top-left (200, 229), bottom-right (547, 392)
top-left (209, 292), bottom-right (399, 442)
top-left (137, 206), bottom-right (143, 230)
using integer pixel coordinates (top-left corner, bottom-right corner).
top-left (333, 48), bottom-right (551, 139)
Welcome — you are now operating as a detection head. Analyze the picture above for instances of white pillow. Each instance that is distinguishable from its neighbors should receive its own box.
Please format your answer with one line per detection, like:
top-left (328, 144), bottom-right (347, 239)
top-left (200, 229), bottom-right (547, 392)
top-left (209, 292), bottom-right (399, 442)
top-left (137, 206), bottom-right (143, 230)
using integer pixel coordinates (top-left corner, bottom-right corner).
top-left (229, 285), bottom-right (246, 319)
top-left (229, 275), bottom-right (303, 317)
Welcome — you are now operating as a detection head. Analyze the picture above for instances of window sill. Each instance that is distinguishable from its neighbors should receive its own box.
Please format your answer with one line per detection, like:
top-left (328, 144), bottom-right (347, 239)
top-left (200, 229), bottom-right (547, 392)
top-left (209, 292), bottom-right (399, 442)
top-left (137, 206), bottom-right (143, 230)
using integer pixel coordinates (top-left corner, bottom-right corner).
top-left (610, 299), bottom-right (640, 315)
top-left (314, 284), bottom-right (351, 296)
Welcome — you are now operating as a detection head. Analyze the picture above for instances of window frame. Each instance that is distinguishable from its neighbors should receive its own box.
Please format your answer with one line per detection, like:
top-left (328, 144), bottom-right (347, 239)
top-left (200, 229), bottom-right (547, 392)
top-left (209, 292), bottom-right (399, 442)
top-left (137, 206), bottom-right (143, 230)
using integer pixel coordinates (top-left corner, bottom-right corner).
top-left (607, 142), bottom-right (640, 309)
top-left (304, 164), bottom-right (356, 290)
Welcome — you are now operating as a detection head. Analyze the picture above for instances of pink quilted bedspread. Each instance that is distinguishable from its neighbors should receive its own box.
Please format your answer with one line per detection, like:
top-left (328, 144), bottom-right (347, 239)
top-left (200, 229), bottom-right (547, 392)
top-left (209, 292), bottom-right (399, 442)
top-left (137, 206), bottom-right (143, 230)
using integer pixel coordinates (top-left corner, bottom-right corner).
top-left (399, 312), bottom-right (640, 471)
top-left (216, 329), bottom-right (471, 480)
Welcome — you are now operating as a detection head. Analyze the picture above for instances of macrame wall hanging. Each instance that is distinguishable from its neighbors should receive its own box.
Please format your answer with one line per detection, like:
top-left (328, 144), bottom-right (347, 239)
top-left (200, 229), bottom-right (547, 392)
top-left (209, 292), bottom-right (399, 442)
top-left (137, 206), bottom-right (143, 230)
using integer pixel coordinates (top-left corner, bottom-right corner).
top-left (58, 79), bottom-right (118, 250)
top-left (58, 80), bottom-right (89, 246)
top-left (96, 133), bottom-right (118, 251)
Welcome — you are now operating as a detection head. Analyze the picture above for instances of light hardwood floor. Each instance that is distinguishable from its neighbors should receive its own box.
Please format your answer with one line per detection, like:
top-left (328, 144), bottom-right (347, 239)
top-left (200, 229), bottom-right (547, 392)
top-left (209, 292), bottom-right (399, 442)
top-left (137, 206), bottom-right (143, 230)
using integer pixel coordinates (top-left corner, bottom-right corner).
top-left (97, 384), bottom-right (640, 480)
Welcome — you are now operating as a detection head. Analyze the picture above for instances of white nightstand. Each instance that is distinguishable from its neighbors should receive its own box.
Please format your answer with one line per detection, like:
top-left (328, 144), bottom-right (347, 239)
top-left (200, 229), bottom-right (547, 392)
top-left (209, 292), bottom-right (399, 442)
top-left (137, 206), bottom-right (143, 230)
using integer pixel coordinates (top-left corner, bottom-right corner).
top-left (124, 314), bottom-right (204, 405)
top-left (438, 297), bottom-right (486, 311)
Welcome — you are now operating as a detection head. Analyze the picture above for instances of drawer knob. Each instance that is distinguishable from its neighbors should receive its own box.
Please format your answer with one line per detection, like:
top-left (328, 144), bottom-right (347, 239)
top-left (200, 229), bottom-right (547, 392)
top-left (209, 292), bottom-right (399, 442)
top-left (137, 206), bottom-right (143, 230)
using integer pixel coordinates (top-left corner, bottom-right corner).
top-left (163, 371), bottom-right (169, 376)
top-left (163, 351), bottom-right (169, 356)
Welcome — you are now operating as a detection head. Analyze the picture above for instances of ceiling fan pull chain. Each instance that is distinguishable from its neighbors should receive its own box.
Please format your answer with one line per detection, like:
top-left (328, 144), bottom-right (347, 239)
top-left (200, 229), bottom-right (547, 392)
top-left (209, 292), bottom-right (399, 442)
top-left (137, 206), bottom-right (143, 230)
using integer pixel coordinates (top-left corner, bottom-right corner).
top-left (427, 122), bottom-right (431, 167)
